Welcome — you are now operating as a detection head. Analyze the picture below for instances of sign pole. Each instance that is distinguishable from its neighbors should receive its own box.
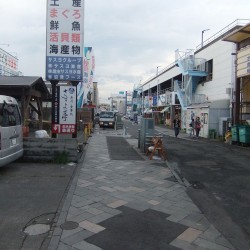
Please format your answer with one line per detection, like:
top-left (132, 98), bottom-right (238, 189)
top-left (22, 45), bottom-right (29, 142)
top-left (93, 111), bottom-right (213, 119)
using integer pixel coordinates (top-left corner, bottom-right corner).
top-left (51, 80), bottom-right (59, 138)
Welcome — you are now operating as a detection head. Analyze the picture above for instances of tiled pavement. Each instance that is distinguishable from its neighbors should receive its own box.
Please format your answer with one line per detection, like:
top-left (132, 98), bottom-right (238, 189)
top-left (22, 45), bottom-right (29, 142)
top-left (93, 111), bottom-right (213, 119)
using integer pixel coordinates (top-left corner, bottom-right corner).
top-left (48, 129), bottom-right (235, 250)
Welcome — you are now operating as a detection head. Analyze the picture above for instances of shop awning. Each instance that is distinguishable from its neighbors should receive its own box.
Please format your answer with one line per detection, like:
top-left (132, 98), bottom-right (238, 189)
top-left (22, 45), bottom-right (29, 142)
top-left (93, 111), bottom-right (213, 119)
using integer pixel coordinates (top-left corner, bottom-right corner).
top-left (186, 99), bottom-right (229, 109)
top-left (160, 106), bottom-right (170, 113)
top-left (223, 23), bottom-right (250, 43)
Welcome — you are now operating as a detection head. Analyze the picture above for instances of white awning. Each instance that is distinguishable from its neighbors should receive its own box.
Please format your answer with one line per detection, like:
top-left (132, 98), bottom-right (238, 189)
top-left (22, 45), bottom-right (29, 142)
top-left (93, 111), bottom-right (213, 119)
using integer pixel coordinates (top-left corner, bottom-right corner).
top-left (160, 106), bottom-right (170, 113)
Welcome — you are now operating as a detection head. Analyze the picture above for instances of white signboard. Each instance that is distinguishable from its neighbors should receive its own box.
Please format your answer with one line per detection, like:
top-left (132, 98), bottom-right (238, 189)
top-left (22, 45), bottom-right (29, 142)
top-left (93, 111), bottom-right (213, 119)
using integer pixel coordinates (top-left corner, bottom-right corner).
top-left (158, 94), bottom-right (166, 106)
top-left (0, 48), bottom-right (19, 76)
top-left (46, 0), bottom-right (84, 81)
top-left (52, 86), bottom-right (76, 134)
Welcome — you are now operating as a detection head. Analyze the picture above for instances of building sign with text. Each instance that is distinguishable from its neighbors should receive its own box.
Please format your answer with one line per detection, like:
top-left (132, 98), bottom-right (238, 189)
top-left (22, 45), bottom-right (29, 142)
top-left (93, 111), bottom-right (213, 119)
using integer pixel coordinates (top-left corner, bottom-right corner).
top-left (52, 86), bottom-right (76, 134)
top-left (237, 47), bottom-right (250, 77)
top-left (46, 0), bottom-right (84, 81)
top-left (0, 48), bottom-right (19, 76)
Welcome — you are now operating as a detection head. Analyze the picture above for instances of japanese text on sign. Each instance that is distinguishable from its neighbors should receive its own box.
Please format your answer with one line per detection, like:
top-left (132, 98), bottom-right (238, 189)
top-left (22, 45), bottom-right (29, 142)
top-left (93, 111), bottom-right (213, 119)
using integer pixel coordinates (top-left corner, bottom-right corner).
top-left (52, 86), bottom-right (76, 134)
top-left (59, 86), bottom-right (76, 125)
top-left (0, 48), bottom-right (19, 76)
top-left (46, 0), bottom-right (84, 81)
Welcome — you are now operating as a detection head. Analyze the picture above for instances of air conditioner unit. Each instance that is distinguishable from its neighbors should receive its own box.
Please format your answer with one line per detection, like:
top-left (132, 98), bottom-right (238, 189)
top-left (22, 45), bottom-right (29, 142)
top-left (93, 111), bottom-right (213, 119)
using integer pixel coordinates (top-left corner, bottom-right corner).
top-left (226, 88), bottom-right (231, 94)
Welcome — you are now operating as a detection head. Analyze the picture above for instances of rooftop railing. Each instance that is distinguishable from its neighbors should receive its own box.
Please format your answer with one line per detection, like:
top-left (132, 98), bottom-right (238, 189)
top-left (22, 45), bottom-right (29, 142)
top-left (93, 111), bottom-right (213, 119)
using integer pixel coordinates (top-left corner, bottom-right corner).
top-left (196, 19), bottom-right (250, 50)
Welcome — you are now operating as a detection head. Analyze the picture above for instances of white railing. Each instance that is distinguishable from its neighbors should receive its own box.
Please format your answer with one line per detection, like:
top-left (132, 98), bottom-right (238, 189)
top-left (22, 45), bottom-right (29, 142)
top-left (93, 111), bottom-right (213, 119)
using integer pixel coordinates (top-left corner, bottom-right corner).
top-left (196, 19), bottom-right (250, 50)
top-left (174, 80), bottom-right (187, 108)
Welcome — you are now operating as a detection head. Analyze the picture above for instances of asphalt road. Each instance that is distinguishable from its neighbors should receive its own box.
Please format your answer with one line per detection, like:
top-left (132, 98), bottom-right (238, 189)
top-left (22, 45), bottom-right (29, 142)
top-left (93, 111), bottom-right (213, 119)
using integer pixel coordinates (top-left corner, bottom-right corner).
top-left (0, 161), bottom-right (77, 250)
top-left (123, 119), bottom-right (250, 249)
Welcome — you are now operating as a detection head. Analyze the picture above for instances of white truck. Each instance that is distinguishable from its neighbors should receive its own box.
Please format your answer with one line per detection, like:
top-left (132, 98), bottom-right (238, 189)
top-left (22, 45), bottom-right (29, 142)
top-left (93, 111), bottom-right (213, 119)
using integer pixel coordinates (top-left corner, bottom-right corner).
top-left (99, 111), bottom-right (116, 128)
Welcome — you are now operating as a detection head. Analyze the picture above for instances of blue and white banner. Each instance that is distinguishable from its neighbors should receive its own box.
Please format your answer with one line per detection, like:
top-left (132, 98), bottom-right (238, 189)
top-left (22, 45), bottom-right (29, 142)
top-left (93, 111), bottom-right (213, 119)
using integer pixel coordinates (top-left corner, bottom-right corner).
top-left (77, 47), bottom-right (95, 108)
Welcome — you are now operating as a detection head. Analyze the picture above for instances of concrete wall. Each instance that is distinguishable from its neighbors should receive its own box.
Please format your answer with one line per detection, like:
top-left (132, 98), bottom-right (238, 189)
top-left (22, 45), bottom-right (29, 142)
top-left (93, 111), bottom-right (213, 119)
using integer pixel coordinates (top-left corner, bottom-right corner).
top-left (23, 137), bottom-right (81, 163)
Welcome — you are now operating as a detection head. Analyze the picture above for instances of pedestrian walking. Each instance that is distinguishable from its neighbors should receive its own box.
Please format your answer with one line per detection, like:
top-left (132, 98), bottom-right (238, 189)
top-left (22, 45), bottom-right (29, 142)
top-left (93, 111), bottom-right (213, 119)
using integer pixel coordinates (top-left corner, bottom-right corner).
top-left (195, 116), bottom-right (201, 138)
top-left (173, 115), bottom-right (181, 137)
top-left (189, 118), bottom-right (195, 137)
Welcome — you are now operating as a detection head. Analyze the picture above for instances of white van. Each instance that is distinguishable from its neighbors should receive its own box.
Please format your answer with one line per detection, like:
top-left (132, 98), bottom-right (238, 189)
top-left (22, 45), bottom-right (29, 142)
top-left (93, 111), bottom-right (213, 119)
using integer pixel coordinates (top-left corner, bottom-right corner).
top-left (0, 95), bottom-right (23, 167)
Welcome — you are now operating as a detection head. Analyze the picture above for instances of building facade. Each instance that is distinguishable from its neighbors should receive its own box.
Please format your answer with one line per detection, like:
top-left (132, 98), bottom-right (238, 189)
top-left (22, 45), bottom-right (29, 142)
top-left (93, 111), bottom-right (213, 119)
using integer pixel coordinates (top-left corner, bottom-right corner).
top-left (134, 19), bottom-right (250, 138)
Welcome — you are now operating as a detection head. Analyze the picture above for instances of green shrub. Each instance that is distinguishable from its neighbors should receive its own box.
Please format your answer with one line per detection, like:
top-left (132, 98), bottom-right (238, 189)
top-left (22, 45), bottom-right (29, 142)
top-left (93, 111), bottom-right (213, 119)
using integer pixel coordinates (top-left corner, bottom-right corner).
top-left (52, 151), bottom-right (69, 164)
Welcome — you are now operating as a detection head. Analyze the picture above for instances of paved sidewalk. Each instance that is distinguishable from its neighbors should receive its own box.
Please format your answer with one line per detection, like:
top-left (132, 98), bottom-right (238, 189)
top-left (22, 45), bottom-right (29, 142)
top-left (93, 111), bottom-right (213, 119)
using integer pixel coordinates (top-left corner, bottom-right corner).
top-left (48, 129), bottom-right (235, 250)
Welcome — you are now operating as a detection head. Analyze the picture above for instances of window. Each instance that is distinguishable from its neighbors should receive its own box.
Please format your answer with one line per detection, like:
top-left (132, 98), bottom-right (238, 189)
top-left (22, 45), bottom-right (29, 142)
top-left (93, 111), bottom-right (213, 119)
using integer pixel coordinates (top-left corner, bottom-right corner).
top-left (0, 103), bottom-right (21, 127)
top-left (99, 111), bottom-right (114, 118)
top-left (198, 59), bottom-right (213, 84)
top-left (206, 59), bottom-right (213, 81)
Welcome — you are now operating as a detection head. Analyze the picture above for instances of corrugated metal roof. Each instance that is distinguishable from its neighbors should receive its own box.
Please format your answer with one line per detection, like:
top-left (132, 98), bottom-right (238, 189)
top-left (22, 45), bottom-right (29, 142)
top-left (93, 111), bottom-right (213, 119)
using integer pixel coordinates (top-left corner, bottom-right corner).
top-left (0, 76), bottom-right (51, 99)
top-left (0, 76), bottom-right (42, 86)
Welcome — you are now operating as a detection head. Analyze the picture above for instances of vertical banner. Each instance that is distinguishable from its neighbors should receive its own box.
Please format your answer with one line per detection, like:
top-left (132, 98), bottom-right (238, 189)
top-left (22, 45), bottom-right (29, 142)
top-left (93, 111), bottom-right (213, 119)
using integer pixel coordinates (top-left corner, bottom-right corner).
top-left (52, 86), bottom-right (77, 134)
top-left (46, 0), bottom-right (84, 81)
top-left (52, 84), bottom-right (59, 125)
top-left (153, 95), bottom-right (158, 106)
top-left (77, 47), bottom-right (95, 107)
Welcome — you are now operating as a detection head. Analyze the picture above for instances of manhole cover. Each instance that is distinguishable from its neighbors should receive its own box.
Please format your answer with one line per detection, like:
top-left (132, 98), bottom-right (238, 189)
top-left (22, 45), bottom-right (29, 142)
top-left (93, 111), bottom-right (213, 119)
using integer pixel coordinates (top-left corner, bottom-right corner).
top-left (24, 224), bottom-right (50, 236)
top-left (60, 221), bottom-right (79, 230)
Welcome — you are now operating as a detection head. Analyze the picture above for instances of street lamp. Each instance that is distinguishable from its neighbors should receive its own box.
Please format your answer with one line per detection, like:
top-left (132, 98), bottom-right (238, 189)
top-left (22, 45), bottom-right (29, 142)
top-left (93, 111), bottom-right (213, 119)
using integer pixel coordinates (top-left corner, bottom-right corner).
top-left (201, 29), bottom-right (210, 48)
top-left (156, 66), bottom-right (162, 76)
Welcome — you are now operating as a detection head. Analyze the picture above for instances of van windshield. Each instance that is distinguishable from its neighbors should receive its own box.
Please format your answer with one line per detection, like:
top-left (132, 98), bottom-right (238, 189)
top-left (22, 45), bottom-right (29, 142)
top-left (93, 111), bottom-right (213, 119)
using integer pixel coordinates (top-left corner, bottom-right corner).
top-left (100, 112), bottom-right (114, 118)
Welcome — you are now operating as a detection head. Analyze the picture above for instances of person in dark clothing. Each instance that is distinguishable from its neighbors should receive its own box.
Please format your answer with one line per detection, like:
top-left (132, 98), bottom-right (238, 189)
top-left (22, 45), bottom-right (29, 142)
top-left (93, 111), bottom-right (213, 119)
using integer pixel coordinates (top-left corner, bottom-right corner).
top-left (195, 116), bottom-right (201, 138)
top-left (173, 115), bottom-right (181, 137)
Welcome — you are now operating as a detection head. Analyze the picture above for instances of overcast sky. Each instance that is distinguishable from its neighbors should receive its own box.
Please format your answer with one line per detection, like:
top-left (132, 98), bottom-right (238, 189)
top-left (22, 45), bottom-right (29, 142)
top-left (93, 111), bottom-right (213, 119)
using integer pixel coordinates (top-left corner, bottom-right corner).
top-left (0, 0), bottom-right (250, 103)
